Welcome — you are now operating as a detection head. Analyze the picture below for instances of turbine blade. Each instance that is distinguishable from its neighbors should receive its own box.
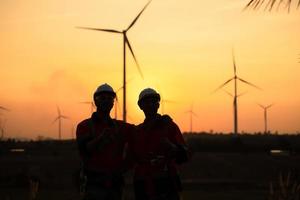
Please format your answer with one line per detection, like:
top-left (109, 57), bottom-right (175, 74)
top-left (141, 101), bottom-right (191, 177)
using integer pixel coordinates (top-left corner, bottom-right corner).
top-left (57, 106), bottom-right (61, 116)
top-left (162, 99), bottom-right (177, 104)
top-left (116, 77), bottom-right (135, 93)
top-left (237, 77), bottom-right (261, 90)
top-left (191, 111), bottom-right (198, 117)
top-left (61, 115), bottom-right (69, 119)
top-left (237, 91), bottom-right (247, 97)
top-left (223, 90), bottom-right (233, 97)
top-left (80, 101), bottom-right (92, 104)
top-left (232, 49), bottom-right (237, 76)
top-left (212, 77), bottom-right (234, 93)
top-left (76, 26), bottom-right (122, 33)
top-left (257, 103), bottom-right (265, 109)
top-left (266, 104), bottom-right (274, 109)
top-left (116, 86), bottom-right (123, 93)
top-left (126, 77), bottom-right (135, 84)
top-left (52, 117), bottom-right (59, 124)
top-left (127, 0), bottom-right (152, 30)
top-left (0, 106), bottom-right (10, 111)
top-left (125, 35), bottom-right (144, 79)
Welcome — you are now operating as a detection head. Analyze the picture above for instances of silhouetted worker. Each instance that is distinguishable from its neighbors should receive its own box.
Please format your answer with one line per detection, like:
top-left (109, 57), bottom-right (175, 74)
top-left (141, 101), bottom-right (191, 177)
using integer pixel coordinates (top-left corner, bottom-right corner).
top-left (76, 83), bottom-right (135, 200)
top-left (133, 88), bottom-right (190, 200)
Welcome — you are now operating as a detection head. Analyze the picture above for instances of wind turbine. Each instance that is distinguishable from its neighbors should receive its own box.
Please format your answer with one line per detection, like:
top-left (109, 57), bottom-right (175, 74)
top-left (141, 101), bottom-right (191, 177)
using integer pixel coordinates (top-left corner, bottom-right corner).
top-left (0, 118), bottom-right (7, 140)
top-left (80, 101), bottom-right (95, 115)
top-left (52, 106), bottom-right (69, 140)
top-left (0, 106), bottom-right (9, 139)
top-left (77, 1), bottom-right (151, 122)
top-left (213, 50), bottom-right (261, 135)
top-left (185, 104), bottom-right (198, 133)
top-left (258, 103), bottom-right (273, 134)
top-left (298, 53), bottom-right (300, 63)
top-left (155, 87), bottom-right (178, 115)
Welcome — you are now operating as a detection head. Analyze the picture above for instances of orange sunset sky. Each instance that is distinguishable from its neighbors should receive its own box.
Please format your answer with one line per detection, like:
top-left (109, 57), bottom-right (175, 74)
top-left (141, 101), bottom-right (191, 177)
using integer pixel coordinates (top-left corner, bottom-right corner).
top-left (0, 0), bottom-right (300, 139)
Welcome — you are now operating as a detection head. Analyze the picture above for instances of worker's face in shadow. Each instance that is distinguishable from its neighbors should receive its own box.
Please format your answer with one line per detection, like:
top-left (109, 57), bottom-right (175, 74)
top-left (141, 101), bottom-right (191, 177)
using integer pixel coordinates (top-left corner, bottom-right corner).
top-left (94, 93), bottom-right (115, 113)
top-left (139, 97), bottom-right (160, 116)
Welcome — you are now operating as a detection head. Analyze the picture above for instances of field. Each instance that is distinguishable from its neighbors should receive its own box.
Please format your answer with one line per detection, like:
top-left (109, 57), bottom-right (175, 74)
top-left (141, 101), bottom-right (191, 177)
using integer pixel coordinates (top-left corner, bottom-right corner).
top-left (1, 134), bottom-right (300, 200)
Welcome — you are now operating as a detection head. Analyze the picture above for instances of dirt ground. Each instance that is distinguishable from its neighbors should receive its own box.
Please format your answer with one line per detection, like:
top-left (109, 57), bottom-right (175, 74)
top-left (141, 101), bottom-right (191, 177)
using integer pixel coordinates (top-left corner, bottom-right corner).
top-left (1, 139), bottom-right (300, 200)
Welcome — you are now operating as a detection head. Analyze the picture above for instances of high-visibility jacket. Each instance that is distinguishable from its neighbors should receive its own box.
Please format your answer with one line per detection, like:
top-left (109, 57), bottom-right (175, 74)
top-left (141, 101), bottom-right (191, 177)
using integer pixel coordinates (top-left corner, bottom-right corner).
top-left (133, 114), bottom-right (189, 196)
top-left (76, 112), bottom-right (135, 175)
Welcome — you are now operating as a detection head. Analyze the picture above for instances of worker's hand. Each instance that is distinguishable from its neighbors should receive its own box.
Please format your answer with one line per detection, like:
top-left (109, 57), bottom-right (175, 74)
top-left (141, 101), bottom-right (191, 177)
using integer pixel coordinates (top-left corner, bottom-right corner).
top-left (144, 152), bottom-right (165, 165)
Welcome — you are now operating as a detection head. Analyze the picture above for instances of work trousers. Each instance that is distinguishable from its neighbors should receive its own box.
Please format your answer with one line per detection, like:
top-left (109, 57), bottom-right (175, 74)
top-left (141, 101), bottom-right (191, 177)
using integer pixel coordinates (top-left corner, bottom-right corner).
top-left (134, 176), bottom-right (181, 200)
top-left (83, 185), bottom-right (123, 200)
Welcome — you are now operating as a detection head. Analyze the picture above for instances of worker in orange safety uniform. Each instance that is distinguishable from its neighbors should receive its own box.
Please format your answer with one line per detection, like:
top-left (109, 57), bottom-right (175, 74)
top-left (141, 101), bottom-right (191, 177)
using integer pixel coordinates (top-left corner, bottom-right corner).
top-left (133, 88), bottom-right (190, 200)
top-left (76, 83), bottom-right (135, 200)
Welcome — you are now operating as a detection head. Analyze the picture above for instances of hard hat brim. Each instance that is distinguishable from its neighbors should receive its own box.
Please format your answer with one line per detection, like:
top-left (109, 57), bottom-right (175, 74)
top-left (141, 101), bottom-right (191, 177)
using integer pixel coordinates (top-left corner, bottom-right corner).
top-left (94, 91), bottom-right (116, 98)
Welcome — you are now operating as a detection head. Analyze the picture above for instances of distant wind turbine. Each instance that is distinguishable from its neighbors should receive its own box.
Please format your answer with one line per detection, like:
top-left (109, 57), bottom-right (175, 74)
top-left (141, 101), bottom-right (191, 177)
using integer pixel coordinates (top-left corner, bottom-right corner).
top-left (185, 104), bottom-right (198, 133)
top-left (0, 118), bottom-right (7, 140)
top-left (213, 49), bottom-right (261, 135)
top-left (155, 87), bottom-right (178, 115)
top-left (80, 101), bottom-right (95, 115)
top-left (0, 106), bottom-right (9, 139)
top-left (77, 0), bottom-right (152, 122)
top-left (258, 103), bottom-right (274, 134)
top-left (52, 106), bottom-right (69, 140)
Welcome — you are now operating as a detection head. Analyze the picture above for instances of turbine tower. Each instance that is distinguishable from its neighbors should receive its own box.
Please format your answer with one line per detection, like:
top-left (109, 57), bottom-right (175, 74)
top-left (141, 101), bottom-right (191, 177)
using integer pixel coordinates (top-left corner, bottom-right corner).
top-left (0, 118), bottom-right (7, 140)
top-left (214, 50), bottom-right (261, 135)
top-left (77, 1), bottom-right (151, 122)
top-left (258, 103), bottom-right (273, 134)
top-left (185, 104), bottom-right (198, 133)
top-left (0, 106), bottom-right (9, 139)
top-left (52, 106), bottom-right (69, 140)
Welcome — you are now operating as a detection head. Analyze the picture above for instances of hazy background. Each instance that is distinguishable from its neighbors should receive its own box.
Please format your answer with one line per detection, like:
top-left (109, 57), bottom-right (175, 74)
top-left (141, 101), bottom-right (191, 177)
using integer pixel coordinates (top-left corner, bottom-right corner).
top-left (0, 0), bottom-right (300, 139)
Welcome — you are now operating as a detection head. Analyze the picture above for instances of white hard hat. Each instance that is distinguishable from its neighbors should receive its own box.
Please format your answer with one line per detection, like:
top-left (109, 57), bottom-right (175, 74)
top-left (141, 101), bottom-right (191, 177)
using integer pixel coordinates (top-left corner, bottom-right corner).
top-left (94, 83), bottom-right (116, 98)
top-left (138, 88), bottom-right (160, 103)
